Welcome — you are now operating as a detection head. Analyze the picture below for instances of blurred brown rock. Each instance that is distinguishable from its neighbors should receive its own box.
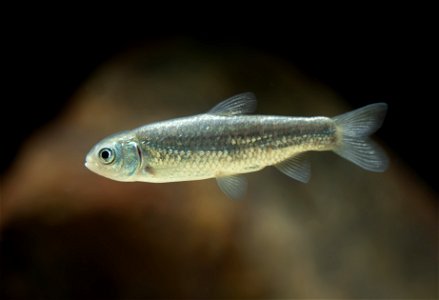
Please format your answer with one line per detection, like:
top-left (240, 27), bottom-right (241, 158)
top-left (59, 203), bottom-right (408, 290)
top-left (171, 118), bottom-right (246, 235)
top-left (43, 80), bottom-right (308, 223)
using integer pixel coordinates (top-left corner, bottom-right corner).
top-left (1, 40), bottom-right (437, 298)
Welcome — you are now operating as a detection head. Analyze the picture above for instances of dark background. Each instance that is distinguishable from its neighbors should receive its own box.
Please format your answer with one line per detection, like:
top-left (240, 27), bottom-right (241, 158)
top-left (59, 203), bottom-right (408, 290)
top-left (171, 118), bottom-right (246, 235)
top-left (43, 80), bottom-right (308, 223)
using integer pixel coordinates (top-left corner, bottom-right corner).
top-left (3, 10), bottom-right (434, 192)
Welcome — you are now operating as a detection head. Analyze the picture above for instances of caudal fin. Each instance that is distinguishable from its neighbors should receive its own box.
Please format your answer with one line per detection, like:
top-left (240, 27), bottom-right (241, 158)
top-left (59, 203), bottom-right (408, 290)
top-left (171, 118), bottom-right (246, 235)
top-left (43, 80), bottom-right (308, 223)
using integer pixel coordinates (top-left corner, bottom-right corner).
top-left (333, 103), bottom-right (388, 172)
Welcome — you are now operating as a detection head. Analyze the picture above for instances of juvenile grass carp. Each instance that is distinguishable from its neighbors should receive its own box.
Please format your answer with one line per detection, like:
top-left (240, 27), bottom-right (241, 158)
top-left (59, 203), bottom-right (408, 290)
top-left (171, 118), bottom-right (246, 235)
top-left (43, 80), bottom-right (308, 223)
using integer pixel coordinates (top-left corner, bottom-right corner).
top-left (85, 92), bottom-right (388, 199)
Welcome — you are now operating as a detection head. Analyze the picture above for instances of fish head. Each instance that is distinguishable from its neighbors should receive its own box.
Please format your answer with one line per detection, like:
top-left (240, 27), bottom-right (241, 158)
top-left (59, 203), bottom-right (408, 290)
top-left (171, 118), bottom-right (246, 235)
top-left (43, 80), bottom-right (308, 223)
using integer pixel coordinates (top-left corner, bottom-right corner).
top-left (85, 132), bottom-right (141, 181)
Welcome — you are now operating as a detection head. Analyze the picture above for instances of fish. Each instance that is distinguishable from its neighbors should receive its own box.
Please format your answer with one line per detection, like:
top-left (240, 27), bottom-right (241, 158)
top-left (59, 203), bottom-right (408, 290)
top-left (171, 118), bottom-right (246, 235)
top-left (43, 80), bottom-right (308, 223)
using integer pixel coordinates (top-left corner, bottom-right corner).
top-left (85, 92), bottom-right (388, 199)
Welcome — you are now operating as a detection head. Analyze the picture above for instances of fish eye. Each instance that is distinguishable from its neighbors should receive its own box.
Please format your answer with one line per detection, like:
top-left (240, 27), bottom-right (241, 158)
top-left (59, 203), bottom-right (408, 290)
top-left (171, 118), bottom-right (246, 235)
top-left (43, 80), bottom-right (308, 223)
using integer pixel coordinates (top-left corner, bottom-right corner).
top-left (98, 148), bottom-right (115, 164)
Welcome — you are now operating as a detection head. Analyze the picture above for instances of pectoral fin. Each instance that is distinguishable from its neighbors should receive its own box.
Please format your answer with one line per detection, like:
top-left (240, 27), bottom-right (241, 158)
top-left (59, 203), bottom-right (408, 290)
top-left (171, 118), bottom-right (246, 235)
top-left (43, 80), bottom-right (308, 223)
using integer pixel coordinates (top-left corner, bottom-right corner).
top-left (274, 154), bottom-right (311, 183)
top-left (216, 175), bottom-right (247, 200)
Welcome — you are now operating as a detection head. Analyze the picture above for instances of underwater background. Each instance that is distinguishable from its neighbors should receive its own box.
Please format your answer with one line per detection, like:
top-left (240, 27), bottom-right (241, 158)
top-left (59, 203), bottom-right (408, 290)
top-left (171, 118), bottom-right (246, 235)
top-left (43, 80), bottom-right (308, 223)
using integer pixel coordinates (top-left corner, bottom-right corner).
top-left (1, 11), bottom-right (437, 299)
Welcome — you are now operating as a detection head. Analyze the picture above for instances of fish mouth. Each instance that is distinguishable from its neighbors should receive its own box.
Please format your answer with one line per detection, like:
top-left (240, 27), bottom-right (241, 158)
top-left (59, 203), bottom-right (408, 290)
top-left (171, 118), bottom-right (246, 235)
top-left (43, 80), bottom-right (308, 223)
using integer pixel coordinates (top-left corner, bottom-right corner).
top-left (84, 158), bottom-right (96, 171)
top-left (84, 150), bottom-right (98, 171)
top-left (84, 160), bottom-right (92, 171)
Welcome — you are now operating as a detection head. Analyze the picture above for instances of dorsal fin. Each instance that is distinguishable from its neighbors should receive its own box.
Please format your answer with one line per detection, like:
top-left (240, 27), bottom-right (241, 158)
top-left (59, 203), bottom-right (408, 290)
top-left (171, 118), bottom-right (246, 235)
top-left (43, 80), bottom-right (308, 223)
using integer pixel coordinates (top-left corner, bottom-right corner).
top-left (207, 92), bottom-right (257, 116)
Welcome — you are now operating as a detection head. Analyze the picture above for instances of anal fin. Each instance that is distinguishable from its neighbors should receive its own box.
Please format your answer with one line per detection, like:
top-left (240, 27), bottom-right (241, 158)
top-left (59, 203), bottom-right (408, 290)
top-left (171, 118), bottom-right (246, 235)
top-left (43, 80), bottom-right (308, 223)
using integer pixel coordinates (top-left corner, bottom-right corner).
top-left (274, 154), bottom-right (311, 183)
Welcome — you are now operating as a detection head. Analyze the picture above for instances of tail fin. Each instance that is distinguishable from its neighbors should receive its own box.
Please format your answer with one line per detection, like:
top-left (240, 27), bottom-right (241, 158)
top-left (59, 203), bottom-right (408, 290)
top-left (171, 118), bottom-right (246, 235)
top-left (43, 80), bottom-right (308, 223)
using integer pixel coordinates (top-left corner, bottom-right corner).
top-left (333, 103), bottom-right (388, 172)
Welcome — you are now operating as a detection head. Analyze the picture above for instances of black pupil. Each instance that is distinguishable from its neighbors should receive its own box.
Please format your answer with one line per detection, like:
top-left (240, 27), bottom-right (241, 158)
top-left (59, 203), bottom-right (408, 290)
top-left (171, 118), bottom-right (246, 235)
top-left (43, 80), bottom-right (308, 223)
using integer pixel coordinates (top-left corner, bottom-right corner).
top-left (101, 150), bottom-right (110, 160)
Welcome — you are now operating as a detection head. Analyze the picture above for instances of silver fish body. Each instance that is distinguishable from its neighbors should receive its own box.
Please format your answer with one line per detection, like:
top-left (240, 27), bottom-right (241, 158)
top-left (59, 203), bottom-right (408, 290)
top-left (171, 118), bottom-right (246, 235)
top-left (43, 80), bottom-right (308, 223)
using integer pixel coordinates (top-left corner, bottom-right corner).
top-left (85, 92), bottom-right (388, 199)
top-left (136, 115), bottom-right (335, 182)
